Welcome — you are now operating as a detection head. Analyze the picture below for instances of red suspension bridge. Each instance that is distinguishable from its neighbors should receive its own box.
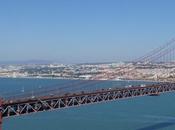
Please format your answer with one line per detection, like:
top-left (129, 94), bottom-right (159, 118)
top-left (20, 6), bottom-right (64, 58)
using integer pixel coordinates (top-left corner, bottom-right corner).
top-left (1, 39), bottom-right (175, 130)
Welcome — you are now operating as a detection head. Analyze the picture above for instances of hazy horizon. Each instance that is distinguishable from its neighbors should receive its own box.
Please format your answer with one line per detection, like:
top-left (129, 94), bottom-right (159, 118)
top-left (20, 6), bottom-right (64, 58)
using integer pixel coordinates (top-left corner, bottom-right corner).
top-left (0, 59), bottom-right (129, 65)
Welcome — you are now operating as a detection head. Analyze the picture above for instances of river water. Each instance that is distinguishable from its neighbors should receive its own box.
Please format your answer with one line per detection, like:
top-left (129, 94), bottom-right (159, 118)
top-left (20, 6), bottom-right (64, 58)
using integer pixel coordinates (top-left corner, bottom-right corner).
top-left (0, 78), bottom-right (175, 130)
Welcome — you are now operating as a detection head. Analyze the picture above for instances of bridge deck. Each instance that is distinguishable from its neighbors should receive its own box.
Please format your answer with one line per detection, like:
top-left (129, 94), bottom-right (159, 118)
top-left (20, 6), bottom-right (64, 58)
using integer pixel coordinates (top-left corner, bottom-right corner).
top-left (1, 82), bottom-right (175, 118)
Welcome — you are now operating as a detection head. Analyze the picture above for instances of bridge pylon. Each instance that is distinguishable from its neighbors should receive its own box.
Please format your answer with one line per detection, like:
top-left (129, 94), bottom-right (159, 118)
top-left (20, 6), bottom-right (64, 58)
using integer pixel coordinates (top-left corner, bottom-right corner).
top-left (0, 99), bottom-right (3, 130)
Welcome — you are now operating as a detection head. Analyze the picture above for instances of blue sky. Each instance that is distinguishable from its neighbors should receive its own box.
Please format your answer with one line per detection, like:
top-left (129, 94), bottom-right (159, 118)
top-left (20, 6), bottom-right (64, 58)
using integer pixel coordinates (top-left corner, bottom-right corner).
top-left (0, 0), bottom-right (175, 63)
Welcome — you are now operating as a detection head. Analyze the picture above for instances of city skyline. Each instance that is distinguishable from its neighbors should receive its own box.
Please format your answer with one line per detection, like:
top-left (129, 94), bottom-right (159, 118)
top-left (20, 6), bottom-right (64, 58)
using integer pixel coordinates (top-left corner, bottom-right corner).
top-left (1, 0), bottom-right (175, 63)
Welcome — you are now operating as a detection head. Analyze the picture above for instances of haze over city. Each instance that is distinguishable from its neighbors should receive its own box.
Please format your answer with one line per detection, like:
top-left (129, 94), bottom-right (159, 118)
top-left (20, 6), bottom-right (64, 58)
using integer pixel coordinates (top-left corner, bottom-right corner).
top-left (1, 0), bottom-right (175, 63)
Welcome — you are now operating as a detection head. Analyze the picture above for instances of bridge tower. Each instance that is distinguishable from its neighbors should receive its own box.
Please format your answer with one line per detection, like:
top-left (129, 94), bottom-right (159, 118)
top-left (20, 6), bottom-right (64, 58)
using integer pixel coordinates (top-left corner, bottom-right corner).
top-left (0, 99), bottom-right (3, 130)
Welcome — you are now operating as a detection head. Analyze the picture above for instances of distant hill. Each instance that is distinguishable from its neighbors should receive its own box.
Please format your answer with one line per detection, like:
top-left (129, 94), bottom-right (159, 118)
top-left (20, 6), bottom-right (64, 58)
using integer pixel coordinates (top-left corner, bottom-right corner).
top-left (0, 60), bottom-right (54, 65)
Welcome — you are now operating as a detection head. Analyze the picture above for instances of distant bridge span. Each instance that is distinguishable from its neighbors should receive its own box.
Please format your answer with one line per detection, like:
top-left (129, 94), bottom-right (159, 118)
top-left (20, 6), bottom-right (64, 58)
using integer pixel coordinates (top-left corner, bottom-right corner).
top-left (1, 82), bottom-right (175, 130)
top-left (2, 82), bottom-right (175, 118)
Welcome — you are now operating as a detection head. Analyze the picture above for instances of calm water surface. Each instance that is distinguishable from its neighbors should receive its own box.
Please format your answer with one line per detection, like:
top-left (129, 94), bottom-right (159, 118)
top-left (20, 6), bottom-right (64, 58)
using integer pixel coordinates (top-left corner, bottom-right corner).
top-left (0, 78), bottom-right (175, 130)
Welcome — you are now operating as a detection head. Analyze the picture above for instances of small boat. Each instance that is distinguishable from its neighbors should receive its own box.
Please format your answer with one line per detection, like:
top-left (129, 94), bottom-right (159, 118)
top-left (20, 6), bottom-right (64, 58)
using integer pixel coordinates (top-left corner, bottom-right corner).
top-left (149, 93), bottom-right (160, 96)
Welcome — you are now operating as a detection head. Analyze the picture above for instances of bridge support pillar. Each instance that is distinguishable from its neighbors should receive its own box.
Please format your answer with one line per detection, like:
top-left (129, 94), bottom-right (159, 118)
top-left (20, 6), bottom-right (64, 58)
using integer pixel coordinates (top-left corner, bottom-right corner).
top-left (0, 99), bottom-right (3, 130)
top-left (0, 113), bottom-right (2, 130)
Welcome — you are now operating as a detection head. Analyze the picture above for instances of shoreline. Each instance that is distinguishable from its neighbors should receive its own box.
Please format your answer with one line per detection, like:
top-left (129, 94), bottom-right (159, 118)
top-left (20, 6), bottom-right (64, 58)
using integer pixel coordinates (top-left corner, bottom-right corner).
top-left (0, 76), bottom-right (163, 83)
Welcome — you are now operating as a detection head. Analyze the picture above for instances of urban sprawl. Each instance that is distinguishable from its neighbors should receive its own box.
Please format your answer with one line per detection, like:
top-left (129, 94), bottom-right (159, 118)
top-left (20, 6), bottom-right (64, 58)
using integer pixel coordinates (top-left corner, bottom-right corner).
top-left (0, 62), bottom-right (175, 82)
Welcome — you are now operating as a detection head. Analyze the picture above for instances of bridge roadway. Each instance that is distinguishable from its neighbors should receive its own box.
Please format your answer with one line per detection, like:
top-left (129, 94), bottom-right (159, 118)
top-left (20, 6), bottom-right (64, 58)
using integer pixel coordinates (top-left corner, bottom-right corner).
top-left (1, 82), bottom-right (175, 119)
